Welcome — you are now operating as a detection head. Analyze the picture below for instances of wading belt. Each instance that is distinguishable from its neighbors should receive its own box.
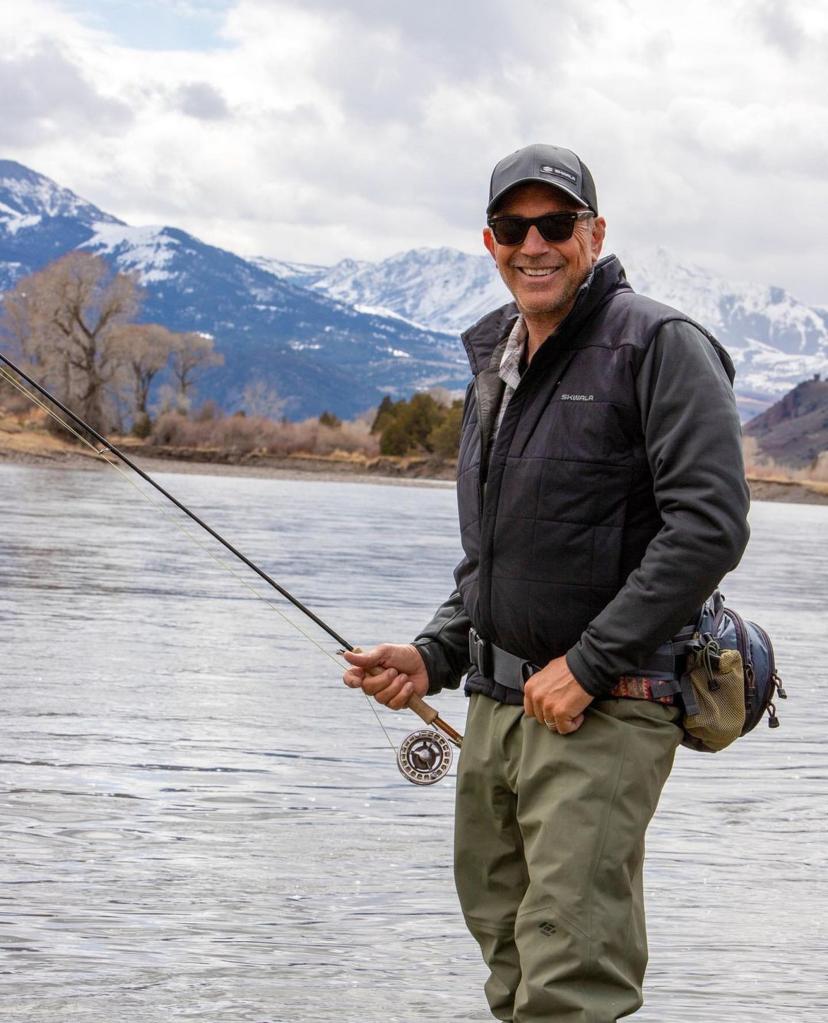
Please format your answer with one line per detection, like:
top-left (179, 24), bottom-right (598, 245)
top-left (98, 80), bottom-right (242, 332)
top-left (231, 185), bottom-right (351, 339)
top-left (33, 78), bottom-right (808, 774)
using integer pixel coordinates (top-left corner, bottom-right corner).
top-left (467, 627), bottom-right (697, 704)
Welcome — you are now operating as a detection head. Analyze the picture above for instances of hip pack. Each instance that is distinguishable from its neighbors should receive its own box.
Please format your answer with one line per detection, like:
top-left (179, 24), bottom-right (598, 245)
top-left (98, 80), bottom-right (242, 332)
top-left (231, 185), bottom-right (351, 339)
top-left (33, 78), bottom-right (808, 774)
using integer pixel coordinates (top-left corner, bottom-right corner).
top-left (679, 591), bottom-right (787, 753)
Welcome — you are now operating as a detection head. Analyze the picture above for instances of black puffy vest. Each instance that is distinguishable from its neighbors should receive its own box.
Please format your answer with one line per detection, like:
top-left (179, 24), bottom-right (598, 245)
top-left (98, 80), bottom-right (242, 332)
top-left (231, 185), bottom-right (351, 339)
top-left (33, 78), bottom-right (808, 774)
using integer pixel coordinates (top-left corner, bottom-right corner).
top-left (455, 255), bottom-right (728, 701)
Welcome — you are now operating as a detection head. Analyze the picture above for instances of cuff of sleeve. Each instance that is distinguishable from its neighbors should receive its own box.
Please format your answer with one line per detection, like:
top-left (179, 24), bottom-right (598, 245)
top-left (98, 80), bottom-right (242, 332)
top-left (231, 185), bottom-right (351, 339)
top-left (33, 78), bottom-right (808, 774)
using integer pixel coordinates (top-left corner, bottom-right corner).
top-left (565, 646), bottom-right (616, 700)
top-left (412, 638), bottom-right (462, 696)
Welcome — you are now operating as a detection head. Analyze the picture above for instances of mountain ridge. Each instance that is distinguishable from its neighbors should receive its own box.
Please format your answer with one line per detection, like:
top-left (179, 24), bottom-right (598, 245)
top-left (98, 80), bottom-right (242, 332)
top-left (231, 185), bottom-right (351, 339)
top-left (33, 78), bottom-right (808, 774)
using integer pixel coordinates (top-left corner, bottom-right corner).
top-left (2, 159), bottom-right (827, 420)
top-left (298, 245), bottom-right (828, 418)
top-left (0, 162), bottom-right (465, 418)
top-left (743, 375), bottom-right (828, 468)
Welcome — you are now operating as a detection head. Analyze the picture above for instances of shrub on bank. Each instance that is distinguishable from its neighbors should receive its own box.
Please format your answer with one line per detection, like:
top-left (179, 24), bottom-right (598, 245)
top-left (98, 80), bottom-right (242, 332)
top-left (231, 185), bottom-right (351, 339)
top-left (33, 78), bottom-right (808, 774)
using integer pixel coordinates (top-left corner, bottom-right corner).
top-left (149, 410), bottom-right (378, 458)
top-left (374, 392), bottom-right (463, 457)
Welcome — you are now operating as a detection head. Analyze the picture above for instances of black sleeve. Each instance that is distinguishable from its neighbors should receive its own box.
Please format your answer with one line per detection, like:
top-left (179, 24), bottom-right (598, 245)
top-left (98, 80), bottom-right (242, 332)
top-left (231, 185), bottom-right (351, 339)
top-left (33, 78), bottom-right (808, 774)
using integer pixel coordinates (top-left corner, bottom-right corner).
top-left (411, 589), bottom-right (472, 695)
top-left (566, 319), bottom-right (751, 697)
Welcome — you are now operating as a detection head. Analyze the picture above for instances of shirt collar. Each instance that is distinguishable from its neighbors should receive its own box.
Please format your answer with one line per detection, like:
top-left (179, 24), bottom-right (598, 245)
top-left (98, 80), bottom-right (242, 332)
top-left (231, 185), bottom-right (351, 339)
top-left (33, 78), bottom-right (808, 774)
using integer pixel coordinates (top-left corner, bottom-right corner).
top-left (497, 265), bottom-right (599, 389)
top-left (498, 314), bottom-right (527, 392)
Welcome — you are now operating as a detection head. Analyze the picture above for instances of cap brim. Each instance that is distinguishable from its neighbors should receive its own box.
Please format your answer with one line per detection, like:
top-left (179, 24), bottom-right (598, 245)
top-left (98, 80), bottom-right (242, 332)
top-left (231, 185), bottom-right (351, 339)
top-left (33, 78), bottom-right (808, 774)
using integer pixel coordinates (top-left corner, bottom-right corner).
top-left (487, 177), bottom-right (592, 216)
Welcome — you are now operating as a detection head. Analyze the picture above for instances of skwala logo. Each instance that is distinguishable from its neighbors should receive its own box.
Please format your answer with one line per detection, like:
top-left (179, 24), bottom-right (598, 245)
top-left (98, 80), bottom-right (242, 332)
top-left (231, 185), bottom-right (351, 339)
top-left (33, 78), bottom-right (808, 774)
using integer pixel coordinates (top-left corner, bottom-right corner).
top-left (540, 164), bottom-right (577, 185)
top-left (560, 393), bottom-right (594, 402)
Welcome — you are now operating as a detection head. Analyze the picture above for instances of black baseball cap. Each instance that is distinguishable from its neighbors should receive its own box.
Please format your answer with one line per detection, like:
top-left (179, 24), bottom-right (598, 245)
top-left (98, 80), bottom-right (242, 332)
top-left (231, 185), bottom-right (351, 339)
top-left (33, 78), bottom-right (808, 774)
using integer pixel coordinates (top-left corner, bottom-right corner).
top-left (487, 144), bottom-right (598, 216)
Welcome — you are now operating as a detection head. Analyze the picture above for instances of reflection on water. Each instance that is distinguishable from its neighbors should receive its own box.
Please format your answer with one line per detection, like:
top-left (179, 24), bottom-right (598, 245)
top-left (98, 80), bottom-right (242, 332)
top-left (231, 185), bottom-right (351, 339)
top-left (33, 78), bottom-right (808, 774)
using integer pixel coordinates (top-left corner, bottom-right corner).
top-left (0, 463), bottom-right (826, 1022)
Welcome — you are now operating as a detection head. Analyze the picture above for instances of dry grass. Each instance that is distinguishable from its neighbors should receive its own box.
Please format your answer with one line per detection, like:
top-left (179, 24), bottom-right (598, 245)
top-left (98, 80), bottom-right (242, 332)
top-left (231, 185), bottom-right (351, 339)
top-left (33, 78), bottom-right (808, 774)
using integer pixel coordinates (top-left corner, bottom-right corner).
top-left (0, 406), bottom-right (83, 456)
top-left (742, 438), bottom-right (828, 496)
top-left (0, 394), bottom-right (381, 464)
top-left (149, 411), bottom-right (379, 458)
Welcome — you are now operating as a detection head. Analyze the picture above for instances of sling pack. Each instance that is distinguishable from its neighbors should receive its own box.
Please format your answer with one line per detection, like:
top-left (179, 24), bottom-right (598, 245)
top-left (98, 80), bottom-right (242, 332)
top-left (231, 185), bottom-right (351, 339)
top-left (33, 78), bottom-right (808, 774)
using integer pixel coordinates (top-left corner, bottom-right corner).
top-left (465, 590), bottom-right (786, 753)
top-left (679, 591), bottom-right (787, 753)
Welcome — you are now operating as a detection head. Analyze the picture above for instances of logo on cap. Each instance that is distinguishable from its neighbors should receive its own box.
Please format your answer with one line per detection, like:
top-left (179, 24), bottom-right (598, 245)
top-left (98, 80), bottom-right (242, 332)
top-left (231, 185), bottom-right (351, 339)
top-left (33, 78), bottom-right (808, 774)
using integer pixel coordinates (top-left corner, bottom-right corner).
top-left (540, 164), bottom-right (577, 185)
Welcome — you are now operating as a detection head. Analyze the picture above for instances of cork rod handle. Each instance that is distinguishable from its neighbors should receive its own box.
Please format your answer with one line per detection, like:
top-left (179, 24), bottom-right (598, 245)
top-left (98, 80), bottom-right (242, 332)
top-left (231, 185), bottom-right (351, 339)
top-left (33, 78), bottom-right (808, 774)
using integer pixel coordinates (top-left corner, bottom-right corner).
top-left (350, 647), bottom-right (463, 747)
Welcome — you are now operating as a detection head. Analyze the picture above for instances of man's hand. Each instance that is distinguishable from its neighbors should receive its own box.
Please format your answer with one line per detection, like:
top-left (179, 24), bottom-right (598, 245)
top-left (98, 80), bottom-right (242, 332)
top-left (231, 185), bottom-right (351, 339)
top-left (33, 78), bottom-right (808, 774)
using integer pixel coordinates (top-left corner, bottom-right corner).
top-left (342, 644), bottom-right (429, 710)
top-left (523, 655), bottom-right (594, 735)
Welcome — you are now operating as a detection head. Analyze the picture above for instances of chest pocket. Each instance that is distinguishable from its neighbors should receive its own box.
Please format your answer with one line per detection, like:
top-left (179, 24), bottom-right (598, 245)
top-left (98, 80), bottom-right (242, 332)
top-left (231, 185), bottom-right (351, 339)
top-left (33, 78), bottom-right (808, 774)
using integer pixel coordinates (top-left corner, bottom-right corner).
top-left (519, 397), bottom-right (638, 466)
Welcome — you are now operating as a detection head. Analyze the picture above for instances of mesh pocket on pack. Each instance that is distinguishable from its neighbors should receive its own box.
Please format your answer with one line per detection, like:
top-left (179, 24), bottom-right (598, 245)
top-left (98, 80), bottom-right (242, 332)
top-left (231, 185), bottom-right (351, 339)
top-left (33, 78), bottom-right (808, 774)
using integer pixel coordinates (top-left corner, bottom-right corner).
top-left (683, 648), bottom-right (746, 752)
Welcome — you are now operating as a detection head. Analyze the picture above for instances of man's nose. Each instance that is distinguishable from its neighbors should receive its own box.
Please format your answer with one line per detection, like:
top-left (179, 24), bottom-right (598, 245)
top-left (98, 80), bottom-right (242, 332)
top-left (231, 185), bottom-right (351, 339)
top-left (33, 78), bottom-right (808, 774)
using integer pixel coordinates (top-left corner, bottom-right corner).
top-left (520, 225), bottom-right (551, 255)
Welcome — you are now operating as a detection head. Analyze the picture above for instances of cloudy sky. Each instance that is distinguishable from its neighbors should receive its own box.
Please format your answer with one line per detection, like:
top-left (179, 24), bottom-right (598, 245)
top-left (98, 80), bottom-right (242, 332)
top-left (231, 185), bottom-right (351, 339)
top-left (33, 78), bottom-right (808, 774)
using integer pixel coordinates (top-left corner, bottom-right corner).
top-left (1, 0), bottom-right (826, 304)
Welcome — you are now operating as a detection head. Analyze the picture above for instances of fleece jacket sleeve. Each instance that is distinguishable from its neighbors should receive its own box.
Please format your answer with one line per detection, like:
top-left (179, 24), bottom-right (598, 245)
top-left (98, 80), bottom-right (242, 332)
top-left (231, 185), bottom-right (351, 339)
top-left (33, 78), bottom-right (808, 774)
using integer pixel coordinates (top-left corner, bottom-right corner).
top-left (411, 589), bottom-right (472, 695)
top-left (565, 319), bottom-right (751, 698)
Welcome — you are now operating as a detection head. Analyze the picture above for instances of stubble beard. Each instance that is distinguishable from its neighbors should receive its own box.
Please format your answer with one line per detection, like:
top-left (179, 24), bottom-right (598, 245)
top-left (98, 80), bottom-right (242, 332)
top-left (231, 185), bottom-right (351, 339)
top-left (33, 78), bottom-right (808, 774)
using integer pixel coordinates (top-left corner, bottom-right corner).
top-left (510, 263), bottom-right (589, 326)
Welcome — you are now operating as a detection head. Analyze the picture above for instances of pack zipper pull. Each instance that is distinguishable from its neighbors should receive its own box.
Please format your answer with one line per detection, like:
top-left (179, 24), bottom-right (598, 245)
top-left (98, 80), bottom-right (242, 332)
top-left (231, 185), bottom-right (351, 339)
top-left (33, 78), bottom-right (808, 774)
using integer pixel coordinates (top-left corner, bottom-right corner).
top-left (773, 672), bottom-right (788, 700)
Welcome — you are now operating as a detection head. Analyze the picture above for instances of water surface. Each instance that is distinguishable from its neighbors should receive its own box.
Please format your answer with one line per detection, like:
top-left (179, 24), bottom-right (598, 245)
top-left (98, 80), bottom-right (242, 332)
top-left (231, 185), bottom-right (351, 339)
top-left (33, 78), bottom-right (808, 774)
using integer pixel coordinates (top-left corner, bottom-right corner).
top-left (0, 463), bottom-right (825, 1021)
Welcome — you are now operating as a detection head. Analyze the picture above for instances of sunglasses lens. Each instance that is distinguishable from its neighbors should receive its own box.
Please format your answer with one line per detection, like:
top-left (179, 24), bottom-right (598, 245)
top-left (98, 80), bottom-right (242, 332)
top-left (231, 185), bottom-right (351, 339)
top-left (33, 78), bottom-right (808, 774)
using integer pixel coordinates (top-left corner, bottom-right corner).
top-left (490, 214), bottom-right (577, 245)
top-left (491, 219), bottom-right (527, 245)
top-left (537, 215), bottom-right (576, 242)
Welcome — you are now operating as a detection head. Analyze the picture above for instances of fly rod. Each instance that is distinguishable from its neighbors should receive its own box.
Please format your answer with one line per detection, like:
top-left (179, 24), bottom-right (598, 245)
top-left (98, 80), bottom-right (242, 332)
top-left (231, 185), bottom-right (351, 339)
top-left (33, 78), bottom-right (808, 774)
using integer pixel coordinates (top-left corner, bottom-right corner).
top-left (0, 351), bottom-right (462, 782)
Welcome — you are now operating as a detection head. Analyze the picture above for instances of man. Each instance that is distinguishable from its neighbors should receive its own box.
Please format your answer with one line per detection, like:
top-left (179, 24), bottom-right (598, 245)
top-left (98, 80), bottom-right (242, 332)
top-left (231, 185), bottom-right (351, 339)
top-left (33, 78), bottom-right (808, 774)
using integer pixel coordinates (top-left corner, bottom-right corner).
top-left (344, 144), bottom-right (749, 1021)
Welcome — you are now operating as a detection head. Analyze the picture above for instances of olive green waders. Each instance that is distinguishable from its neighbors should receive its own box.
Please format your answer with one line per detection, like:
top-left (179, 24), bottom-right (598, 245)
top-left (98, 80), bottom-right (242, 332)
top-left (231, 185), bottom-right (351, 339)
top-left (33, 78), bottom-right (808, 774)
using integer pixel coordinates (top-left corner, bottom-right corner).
top-left (455, 693), bottom-right (683, 1023)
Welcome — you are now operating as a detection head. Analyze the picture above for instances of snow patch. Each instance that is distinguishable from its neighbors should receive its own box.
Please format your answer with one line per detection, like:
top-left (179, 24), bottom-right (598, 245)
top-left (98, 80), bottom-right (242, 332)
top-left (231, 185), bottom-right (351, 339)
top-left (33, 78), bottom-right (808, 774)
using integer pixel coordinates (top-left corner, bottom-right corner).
top-left (0, 213), bottom-right (41, 235)
top-left (82, 223), bottom-right (179, 283)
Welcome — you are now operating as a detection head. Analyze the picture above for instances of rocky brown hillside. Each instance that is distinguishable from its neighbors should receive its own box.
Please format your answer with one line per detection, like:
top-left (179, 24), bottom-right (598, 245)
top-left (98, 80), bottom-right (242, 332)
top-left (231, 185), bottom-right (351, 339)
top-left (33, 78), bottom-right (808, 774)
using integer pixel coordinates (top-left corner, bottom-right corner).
top-left (744, 375), bottom-right (828, 468)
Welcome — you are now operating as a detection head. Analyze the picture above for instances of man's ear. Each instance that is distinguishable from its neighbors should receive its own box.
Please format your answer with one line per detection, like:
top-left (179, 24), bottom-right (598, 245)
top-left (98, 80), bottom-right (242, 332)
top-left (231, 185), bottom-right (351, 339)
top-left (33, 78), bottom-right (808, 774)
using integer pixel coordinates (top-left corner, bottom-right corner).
top-left (483, 227), bottom-right (496, 260)
top-left (590, 217), bottom-right (607, 260)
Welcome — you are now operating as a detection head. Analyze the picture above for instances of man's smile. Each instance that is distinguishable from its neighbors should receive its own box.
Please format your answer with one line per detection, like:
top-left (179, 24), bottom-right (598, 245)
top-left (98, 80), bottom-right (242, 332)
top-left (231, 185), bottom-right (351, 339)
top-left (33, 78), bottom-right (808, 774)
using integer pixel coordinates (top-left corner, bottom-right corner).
top-left (514, 266), bottom-right (561, 277)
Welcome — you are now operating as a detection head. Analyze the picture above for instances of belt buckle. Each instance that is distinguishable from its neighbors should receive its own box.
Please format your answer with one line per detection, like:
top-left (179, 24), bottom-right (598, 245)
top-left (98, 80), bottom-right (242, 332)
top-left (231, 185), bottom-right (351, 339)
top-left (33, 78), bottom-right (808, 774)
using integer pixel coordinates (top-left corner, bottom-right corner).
top-left (520, 660), bottom-right (538, 686)
top-left (468, 629), bottom-right (493, 678)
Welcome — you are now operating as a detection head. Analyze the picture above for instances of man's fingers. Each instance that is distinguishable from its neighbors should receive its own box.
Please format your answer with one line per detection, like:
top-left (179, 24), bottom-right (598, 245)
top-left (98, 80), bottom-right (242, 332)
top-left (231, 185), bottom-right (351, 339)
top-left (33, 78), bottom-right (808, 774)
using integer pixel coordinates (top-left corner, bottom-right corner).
top-left (343, 647), bottom-right (383, 670)
top-left (375, 674), bottom-right (411, 708)
top-left (342, 668), bottom-right (365, 689)
top-left (362, 666), bottom-right (399, 697)
top-left (554, 714), bottom-right (585, 735)
top-left (342, 647), bottom-right (394, 692)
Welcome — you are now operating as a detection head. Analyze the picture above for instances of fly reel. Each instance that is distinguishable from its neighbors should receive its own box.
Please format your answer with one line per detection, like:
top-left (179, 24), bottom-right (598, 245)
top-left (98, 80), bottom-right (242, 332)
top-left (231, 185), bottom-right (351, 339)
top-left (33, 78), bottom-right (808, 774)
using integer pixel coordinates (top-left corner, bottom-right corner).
top-left (397, 728), bottom-right (453, 785)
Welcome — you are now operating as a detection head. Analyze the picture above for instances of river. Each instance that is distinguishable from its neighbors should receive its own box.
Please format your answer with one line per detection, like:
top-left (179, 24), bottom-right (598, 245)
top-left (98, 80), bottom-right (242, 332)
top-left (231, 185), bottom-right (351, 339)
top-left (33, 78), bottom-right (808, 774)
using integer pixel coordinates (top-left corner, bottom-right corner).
top-left (0, 462), bottom-right (825, 1022)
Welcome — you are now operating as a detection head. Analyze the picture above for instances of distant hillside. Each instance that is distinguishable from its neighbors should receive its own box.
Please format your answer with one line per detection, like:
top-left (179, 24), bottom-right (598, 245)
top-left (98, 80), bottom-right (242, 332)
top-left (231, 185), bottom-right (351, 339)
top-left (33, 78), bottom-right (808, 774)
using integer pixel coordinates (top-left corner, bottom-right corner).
top-left (0, 161), bottom-right (463, 419)
top-left (744, 375), bottom-right (828, 468)
top-left (304, 246), bottom-right (828, 419)
top-left (4, 159), bottom-right (828, 420)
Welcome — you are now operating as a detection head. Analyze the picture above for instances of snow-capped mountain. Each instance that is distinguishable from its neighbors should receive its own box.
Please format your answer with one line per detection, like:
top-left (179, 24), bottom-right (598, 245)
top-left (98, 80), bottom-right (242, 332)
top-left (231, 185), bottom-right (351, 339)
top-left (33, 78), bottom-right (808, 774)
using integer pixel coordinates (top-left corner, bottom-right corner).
top-left (298, 246), bottom-right (828, 418)
top-left (2, 158), bottom-right (827, 420)
top-left (0, 159), bottom-right (123, 293)
top-left (0, 162), bottom-right (465, 418)
top-left (306, 247), bottom-right (510, 333)
top-left (623, 249), bottom-right (828, 417)
top-left (250, 255), bottom-right (327, 286)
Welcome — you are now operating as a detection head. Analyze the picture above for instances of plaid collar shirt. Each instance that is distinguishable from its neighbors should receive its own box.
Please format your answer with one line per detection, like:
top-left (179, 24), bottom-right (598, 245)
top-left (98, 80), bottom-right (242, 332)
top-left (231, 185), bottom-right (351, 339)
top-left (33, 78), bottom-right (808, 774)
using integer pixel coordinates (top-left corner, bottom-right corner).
top-left (493, 313), bottom-right (527, 437)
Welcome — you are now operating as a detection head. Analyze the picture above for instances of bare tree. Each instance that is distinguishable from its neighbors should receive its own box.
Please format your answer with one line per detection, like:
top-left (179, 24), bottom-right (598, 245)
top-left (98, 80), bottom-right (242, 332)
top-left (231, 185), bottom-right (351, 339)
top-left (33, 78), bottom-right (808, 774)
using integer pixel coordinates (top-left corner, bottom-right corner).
top-left (112, 322), bottom-right (177, 428)
top-left (239, 378), bottom-right (286, 419)
top-left (0, 253), bottom-right (140, 433)
top-left (169, 332), bottom-right (223, 411)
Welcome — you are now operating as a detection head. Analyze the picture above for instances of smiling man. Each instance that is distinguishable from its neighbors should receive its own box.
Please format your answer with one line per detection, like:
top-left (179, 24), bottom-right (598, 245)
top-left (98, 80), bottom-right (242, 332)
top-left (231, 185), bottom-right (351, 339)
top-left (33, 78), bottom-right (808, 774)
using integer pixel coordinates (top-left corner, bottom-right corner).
top-left (344, 144), bottom-right (750, 1022)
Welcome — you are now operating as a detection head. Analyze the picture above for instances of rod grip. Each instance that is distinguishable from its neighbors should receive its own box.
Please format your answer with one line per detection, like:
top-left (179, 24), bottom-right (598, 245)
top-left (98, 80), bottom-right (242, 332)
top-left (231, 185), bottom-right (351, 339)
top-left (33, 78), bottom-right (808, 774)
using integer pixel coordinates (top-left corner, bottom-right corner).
top-left (352, 647), bottom-right (439, 724)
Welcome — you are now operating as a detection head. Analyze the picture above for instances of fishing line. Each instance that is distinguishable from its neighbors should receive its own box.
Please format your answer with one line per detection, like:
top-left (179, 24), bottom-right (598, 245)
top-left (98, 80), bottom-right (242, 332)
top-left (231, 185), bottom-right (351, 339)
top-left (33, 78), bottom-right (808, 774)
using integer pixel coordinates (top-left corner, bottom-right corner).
top-left (0, 361), bottom-right (399, 754)
top-left (0, 354), bottom-right (463, 780)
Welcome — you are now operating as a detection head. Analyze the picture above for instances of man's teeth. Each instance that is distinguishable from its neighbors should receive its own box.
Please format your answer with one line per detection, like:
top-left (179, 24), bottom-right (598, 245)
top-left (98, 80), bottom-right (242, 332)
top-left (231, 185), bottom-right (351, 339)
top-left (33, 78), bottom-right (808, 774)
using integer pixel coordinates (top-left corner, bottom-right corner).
top-left (519, 267), bottom-right (557, 276)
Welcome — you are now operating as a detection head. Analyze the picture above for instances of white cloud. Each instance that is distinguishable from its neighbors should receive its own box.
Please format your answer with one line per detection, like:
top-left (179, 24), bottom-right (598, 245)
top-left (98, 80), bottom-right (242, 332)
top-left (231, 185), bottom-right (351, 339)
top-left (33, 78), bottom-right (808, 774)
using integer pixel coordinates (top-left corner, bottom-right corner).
top-left (0, 0), bottom-right (826, 305)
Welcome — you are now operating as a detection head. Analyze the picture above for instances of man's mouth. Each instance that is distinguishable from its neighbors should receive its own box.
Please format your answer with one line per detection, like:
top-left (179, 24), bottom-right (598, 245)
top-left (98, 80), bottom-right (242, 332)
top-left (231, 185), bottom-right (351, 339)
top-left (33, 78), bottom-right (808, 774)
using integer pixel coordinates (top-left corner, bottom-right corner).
top-left (515, 267), bottom-right (560, 277)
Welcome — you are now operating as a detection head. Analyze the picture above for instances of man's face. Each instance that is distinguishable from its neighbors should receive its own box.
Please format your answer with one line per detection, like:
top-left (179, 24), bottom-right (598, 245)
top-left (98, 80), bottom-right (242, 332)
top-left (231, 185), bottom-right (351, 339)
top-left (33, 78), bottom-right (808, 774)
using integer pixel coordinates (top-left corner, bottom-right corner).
top-left (483, 182), bottom-right (606, 328)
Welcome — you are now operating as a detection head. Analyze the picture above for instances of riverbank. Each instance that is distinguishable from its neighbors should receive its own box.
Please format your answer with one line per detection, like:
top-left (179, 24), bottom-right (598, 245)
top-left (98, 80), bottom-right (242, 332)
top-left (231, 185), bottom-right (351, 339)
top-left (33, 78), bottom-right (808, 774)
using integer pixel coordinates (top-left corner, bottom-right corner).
top-left (1, 422), bottom-right (826, 502)
top-left (0, 424), bottom-right (456, 487)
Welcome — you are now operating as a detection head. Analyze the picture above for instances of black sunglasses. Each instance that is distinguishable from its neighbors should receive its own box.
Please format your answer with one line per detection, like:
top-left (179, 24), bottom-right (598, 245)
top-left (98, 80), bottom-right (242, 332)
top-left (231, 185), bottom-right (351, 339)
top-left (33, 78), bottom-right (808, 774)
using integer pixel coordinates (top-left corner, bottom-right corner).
top-left (487, 210), bottom-right (593, 246)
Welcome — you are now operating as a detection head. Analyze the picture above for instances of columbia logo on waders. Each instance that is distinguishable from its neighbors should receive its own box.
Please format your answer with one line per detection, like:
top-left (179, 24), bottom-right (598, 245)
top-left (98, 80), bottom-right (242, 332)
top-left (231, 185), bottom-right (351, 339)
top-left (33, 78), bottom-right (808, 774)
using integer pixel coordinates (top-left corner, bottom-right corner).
top-left (538, 920), bottom-right (557, 936)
